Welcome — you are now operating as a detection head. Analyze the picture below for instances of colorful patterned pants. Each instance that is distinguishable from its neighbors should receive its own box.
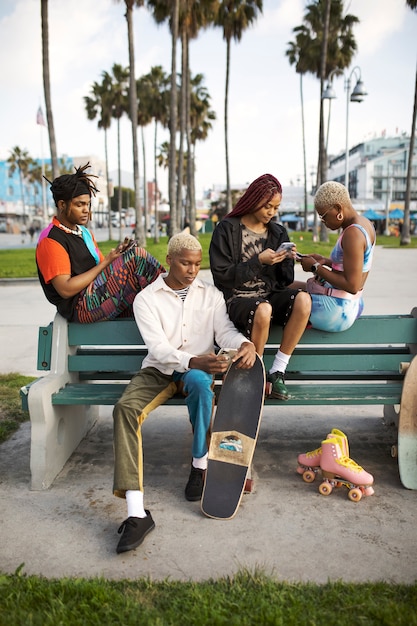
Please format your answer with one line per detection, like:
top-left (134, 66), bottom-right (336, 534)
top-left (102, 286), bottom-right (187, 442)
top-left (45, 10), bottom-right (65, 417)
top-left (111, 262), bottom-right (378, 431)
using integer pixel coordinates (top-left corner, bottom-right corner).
top-left (74, 245), bottom-right (165, 323)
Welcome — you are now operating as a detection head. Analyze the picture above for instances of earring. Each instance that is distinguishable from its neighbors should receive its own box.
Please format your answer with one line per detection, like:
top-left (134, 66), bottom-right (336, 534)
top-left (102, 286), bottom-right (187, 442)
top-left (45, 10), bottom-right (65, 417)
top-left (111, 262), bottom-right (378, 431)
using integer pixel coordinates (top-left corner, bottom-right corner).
top-left (336, 213), bottom-right (343, 221)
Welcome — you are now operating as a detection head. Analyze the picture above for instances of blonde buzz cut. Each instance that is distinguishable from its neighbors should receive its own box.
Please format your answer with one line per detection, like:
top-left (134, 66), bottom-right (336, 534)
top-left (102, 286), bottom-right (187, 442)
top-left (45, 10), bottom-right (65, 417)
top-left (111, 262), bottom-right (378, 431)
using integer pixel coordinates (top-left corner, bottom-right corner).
top-left (314, 181), bottom-right (351, 210)
top-left (167, 233), bottom-right (202, 256)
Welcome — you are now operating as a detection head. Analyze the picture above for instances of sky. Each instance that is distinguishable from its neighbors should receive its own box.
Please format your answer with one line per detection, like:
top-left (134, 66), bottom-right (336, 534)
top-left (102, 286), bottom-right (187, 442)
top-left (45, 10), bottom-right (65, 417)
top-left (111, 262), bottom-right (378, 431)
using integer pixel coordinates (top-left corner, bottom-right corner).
top-left (0, 0), bottom-right (416, 202)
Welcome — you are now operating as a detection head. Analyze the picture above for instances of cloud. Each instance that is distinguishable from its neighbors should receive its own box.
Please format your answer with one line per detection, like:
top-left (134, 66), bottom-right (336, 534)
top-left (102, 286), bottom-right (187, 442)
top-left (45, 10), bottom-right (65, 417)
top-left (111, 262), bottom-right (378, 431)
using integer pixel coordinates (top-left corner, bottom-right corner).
top-left (350, 0), bottom-right (407, 56)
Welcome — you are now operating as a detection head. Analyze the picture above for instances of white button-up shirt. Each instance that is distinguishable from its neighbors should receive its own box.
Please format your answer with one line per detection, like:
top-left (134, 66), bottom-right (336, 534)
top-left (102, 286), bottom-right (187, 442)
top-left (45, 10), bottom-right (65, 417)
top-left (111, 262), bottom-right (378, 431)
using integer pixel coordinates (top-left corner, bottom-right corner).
top-left (133, 273), bottom-right (249, 375)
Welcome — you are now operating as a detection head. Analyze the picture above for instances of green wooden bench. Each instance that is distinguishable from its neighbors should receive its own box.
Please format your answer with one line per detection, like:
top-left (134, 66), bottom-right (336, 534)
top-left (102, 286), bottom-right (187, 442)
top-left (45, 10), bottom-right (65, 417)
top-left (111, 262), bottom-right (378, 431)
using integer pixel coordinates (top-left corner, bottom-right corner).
top-left (21, 310), bottom-right (417, 490)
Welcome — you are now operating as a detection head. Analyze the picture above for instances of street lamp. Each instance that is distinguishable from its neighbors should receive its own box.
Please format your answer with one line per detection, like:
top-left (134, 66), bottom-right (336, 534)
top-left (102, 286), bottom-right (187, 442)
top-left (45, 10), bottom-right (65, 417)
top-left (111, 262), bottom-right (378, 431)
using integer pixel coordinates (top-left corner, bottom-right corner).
top-left (323, 66), bottom-right (368, 190)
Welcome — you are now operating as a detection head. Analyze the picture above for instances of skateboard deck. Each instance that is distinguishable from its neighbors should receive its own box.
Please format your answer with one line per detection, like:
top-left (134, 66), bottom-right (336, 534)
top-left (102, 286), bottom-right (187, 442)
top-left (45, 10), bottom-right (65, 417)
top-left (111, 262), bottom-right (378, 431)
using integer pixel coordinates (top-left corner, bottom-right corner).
top-left (398, 355), bottom-right (417, 489)
top-left (201, 353), bottom-right (265, 519)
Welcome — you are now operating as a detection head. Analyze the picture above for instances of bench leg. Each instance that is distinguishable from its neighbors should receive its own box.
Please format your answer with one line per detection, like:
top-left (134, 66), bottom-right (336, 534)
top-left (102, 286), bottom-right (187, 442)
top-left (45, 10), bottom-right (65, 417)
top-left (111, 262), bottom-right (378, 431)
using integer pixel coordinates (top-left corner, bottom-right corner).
top-left (28, 375), bottom-right (98, 490)
top-left (383, 404), bottom-right (400, 427)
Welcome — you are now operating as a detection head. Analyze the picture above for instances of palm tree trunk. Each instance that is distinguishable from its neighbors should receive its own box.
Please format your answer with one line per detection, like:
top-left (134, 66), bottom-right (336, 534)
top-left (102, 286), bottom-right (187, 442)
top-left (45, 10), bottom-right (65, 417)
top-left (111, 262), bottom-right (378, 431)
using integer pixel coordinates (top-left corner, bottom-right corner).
top-left (41, 0), bottom-right (59, 178)
top-left (141, 126), bottom-right (148, 236)
top-left (186, 61), bottom-right (196, 237)
top-left (117, 117), bottom-right (123, 241)
top-left (169, 0), bottom-right (179, 236)
top-left (176, 28), bottom-right (187, 231)
top-left (125, 1), bottom-right (145, 245)
top-left (18, 167), bottom-right (26, 226)
top-left (318, 0), bottom-right (331, 243)
top-left (300, 73), bottom-right (308, 231)
top-left (153, 120), bottom-right (160, 243)
top-left (225, 38), bottom-right (232, 214)
top-left (104, 128), bottom-right (113, 240)
top-left (401, 61), bottom-right (417, 246)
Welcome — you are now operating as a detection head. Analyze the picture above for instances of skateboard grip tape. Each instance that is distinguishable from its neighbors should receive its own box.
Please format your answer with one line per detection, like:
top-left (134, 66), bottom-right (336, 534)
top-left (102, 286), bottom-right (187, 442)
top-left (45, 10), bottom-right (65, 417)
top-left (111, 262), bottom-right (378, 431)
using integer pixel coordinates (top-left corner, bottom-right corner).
top-left (208, 430), bottom-right (255, 467)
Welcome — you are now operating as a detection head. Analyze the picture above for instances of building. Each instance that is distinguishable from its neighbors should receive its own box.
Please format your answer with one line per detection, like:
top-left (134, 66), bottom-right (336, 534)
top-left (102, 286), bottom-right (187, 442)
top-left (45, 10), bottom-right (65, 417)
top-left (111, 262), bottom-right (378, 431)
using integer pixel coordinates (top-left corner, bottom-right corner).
top-left (0, 155), bottom-right (108, 232)
top-left (327, 135), bottom-right (417, 210)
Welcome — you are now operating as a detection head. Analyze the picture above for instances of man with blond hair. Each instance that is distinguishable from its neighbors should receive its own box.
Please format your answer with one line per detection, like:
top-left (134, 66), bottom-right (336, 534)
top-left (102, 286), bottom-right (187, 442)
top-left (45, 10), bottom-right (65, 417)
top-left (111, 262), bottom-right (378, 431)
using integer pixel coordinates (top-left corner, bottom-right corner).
top-left (113, 233), bottom-right (256, 554)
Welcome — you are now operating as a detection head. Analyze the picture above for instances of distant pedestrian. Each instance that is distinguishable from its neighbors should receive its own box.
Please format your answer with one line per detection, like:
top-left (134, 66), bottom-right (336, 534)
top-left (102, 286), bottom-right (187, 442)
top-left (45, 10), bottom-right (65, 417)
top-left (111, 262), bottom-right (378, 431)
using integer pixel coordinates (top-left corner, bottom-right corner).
top-left (28, 223), bottom-right (35, 242)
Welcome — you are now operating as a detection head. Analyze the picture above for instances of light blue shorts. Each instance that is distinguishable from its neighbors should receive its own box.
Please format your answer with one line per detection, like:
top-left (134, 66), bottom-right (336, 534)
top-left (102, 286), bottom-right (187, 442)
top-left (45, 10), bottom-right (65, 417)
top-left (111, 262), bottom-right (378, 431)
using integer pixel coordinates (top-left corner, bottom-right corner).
top-left (309, 294), bottom-right (364, 332)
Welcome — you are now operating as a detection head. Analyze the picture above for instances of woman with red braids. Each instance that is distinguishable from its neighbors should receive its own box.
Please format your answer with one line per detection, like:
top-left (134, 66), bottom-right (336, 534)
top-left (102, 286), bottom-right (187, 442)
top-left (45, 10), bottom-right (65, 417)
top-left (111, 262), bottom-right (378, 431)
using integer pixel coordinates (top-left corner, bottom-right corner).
top-left (36, 163), bottom-right (165, 323)
top-left (209, 173), bottom-right (311, 400)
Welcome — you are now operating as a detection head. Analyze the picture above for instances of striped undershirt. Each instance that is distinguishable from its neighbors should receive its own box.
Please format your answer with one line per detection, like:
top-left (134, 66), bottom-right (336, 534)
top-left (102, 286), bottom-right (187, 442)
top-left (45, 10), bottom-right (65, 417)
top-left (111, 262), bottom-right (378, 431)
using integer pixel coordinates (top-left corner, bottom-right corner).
top-left (174, 286), bottom-right (189, 302)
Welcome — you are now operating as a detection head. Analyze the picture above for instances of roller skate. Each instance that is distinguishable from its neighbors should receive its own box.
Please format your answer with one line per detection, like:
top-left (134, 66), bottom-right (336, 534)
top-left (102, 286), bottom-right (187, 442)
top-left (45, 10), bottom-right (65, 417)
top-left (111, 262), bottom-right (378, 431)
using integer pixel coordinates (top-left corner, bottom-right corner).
top-left (318, 437), bottom-right (374, 502)
top-left (296, 429), bottom-right (348, 484)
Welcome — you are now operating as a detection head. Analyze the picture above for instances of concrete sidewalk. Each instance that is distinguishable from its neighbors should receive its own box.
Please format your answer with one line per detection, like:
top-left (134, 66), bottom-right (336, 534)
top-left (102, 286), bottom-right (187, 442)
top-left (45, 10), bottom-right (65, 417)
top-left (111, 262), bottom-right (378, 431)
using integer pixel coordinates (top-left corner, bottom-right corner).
top-left (0, 247), bottom-right (416, 583)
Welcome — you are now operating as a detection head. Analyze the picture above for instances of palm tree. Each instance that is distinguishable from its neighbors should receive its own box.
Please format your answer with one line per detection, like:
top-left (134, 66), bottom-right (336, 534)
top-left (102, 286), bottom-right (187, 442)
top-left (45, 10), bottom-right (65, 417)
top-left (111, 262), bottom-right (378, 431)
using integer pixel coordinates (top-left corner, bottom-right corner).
top-left (115, 0), bottom-right (146, 245)
top-left (7, 147), bottom-right (36, 226)
top-left (40, 0), bottom-right (59, 177)
top-left (136, 76), bottom-right (153, 236)
top-left (108, 64), bottom-right (130, 241)
top-left (84, 73), bottom-right (114, 238)
top-left (169, 0), bottom-right (180, 235)
top-left (289, 0), bottom-right (359, 239)
top-left (148, 0), bottom-right (216, 233)
top-left (286, 30), bottom-right (314, 231)
top-left (215, 0), bottom-right (263, 214)
top-left (137, 66), bottom-right (170, 242)
top-left (401, 0), bottom-right (417, 246)
top-left (187, 73), bottom-right (216, 234)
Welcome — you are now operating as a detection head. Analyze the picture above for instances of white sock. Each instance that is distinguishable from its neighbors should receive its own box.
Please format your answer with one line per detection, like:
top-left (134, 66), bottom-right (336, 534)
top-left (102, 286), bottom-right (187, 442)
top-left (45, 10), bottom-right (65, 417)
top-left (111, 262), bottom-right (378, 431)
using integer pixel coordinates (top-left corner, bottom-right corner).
top-left (126, 489), bottom-right (146, 518)
top-left (270, 350), bottom-right (290, 375)
top-left (192, 453), bottom-right (208, 470)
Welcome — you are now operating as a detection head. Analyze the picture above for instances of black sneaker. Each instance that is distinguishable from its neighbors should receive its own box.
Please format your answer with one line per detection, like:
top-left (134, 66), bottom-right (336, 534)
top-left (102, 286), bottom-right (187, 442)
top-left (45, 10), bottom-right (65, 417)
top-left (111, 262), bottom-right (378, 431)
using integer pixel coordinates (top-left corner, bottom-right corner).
top-left (268, 371), bottom-right (289, 401)
top-left (116, 511), bottom-right (155, 554)
top-left (185, 465), bottom-right (206, 501)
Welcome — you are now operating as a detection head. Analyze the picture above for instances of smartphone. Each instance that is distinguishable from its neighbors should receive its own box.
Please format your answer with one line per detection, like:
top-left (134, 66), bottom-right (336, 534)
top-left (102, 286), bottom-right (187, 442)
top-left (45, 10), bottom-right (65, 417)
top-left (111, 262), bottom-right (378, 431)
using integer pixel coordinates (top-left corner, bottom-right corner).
top-left (119, 238), bottom-right (136, 253)
top-left (276, 242), bottom-right (295, 256)
top-left (218, 348), bottom-right (238, 361)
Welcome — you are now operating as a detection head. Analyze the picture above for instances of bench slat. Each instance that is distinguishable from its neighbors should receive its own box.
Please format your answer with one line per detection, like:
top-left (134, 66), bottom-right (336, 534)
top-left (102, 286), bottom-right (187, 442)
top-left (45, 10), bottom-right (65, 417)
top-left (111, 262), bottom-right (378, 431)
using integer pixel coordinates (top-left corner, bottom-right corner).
top-left (65, 315), bottom-right (417, 348)
top-left (268, 316), bottom-right (417, 345)
top-left (51, 381), bottom-right (403, 407)
top-left (52, 383), bottom-right (185, 405)
top-left (68, 354), bottom-right (146, 373)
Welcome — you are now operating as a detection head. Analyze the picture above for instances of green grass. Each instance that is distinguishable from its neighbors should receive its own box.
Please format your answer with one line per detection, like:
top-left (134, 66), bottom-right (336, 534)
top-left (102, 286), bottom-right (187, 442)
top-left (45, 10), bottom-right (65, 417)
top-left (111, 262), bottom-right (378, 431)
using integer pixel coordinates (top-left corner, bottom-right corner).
top-left (0, 568), bottom-right (416, 625)
top-left (0, 373), bottom-right (35, 443)
top-left (0, 231), bottom-right (415, 278)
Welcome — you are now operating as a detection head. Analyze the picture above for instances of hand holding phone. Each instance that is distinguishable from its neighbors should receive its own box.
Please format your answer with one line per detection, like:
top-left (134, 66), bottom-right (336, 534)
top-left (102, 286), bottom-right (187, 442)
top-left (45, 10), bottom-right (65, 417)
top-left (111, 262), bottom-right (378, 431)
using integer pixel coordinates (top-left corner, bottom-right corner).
top-left (276, 242), bottom-right (295, 258)
top-left (218, 348), bottom-right (238, 362)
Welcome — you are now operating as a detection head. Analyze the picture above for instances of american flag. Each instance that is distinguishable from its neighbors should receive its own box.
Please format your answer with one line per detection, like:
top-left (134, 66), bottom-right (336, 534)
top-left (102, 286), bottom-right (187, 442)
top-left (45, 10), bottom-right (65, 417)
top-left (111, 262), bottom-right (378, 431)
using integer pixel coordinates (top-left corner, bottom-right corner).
top-left (36, 106), bottom-right (46, 127)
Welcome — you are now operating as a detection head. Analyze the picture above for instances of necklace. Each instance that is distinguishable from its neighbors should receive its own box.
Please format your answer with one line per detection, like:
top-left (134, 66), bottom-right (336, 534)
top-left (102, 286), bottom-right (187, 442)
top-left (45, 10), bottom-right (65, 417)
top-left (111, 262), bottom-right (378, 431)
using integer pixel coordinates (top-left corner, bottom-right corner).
top-left (56, 221), bottom-right (82, 236)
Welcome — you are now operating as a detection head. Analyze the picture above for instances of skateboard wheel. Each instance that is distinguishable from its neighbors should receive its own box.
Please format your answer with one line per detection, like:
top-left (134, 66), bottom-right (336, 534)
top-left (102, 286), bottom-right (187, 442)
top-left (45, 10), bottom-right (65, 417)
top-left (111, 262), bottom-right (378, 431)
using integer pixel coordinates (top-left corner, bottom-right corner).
top-left (318, 481), bottom-right (332, 496)
top-left (302, 470), bottom-right (316, 483)
top-left (244, 478), bottom-right (254, 493)
top-left (348, 487), bottom-right (362, 502)
top-left (391, 444), bottom-right (398, 458)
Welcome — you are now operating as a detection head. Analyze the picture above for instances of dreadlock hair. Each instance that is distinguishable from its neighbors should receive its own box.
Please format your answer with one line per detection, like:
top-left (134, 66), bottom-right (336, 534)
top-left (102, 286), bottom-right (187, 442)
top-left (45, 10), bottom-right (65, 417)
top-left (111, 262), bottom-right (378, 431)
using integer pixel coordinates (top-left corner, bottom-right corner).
top-left (45, 162), bottom-right (100, 208)
top-left (227, 174), bottom-right (282, 218)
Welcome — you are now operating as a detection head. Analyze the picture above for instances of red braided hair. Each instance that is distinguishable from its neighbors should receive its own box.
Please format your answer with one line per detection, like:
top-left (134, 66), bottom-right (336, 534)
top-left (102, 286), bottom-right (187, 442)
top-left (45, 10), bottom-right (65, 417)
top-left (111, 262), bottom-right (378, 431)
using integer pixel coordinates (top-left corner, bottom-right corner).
top-left (227, 174), bottom-right (282, 218)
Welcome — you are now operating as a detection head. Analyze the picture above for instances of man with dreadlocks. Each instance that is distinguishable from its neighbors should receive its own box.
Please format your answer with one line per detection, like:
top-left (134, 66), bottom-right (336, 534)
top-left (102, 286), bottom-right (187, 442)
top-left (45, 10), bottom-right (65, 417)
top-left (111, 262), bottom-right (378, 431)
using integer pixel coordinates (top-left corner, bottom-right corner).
top-left (209, 173), bottom-right (311, 401)
top-left (36, 163), bottom-right (164, 323)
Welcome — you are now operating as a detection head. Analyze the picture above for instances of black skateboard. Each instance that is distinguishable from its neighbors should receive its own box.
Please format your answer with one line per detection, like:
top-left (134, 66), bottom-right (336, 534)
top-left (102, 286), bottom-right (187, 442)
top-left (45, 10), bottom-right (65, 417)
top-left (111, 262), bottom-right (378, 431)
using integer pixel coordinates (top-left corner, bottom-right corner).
top-left (201, 354), bottom-right (265, 519)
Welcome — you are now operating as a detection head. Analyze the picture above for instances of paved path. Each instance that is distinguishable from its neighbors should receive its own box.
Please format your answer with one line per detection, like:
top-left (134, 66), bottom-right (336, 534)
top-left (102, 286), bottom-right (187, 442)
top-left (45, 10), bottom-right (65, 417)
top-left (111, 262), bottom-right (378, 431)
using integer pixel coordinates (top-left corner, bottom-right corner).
top-left (0, 246), bottom-right (416, 583)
